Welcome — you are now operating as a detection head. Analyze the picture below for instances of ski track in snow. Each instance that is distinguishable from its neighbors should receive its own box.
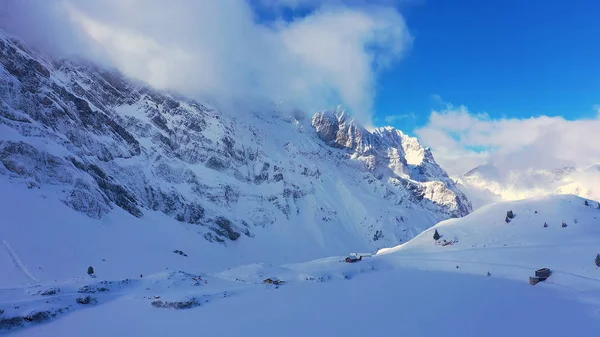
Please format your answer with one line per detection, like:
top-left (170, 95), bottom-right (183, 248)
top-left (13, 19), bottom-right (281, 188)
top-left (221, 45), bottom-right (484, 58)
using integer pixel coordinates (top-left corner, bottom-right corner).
top-left (2, 239), bottom-right (38, 282)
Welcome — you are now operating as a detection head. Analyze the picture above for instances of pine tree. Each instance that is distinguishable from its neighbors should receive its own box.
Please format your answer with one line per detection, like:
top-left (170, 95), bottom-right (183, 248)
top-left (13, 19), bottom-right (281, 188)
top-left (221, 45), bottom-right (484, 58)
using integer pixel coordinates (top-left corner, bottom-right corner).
top-left (543, 222), bottom-right (548, 228)
top-left (595, 254), bottom-right (600, 268)
top-left (433, 229), bottom-right (440, 241)
top-left (584, 200), bottom-right (589, 206)
top-left (505, 216), bottom-right (510, 223)
top-left (507, 210), bottom-right (515, 219)
top-left (597, 202), bottom-right (600, 209)
top-left (87, 266), bottom-right (94, 275)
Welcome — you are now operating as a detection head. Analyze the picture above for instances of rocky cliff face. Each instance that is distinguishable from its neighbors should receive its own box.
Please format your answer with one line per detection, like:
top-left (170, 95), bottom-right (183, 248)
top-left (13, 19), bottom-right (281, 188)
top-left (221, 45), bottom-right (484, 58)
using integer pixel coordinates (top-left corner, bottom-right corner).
top-left (312, 110), bottom-right (471, 217)
top-left (0, 32), bottom-right (471, 252)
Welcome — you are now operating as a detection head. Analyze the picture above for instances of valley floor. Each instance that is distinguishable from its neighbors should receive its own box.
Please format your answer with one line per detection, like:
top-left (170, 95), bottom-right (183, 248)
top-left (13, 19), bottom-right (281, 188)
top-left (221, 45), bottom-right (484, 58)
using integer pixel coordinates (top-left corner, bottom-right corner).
top-left (2, 186), bottom-right (600, 336)
top-left (2, 247), bottom-right (600, 337)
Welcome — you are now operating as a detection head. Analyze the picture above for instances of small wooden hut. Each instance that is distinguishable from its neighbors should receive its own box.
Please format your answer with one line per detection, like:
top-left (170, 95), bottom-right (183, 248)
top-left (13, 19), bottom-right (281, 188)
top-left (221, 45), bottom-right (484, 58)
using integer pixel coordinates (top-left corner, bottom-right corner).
top-left (529, 268), bottom-right (552, 285)
top-left (263, 277), bottom-right (285, 285)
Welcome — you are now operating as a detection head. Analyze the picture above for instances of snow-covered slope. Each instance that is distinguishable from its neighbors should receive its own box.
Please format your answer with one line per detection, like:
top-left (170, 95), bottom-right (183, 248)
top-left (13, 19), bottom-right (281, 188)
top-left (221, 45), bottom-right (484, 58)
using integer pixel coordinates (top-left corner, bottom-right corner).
top-left (378, 194), bottom-right (600, 290)
top-left (459, 161), bottom-right (600, 207)
top-left (2, 194), bottom-right (599, 336)
top-left (0, 30), bottom-right (471, 283)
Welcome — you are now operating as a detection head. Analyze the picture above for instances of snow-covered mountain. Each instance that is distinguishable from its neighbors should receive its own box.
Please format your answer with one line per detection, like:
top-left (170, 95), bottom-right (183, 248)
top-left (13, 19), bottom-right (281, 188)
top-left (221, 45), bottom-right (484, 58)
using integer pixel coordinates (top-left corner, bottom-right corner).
top-left (458, 161), bottom-right (600, 208)
top-left (0, 30), bottom-right (471, 269)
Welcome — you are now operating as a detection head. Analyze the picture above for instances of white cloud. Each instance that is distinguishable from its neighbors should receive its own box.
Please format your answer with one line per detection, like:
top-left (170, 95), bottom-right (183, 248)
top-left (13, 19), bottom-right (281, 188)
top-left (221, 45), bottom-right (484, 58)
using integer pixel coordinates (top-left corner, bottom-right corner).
top-left (258, 0), bottom-right (411, 10)
top-left (383, 112), bottom-right (416, 124)
top-left (416, 103), bottom-right (600, 205)
top-left (415, 104), bottom-right (600, 178)
top-left (0, 0), bottom-right (412, 124)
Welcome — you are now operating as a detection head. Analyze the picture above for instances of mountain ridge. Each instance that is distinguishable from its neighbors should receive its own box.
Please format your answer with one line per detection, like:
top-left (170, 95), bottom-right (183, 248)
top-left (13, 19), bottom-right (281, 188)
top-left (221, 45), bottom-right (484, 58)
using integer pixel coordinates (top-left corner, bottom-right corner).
top-left (0, 30), bottom-right (470, 259)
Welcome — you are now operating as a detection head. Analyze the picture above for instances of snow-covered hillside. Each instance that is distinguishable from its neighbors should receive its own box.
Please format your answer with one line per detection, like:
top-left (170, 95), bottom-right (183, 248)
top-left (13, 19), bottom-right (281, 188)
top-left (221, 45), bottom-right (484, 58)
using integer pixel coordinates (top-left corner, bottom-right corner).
top-left (459, 161), bottom-right (600, 207)
top-left (2, 195), bottom-right (599, 336)
top-left (378, 194), bottom-right (600, 290)
top-left (0, 29), bottom-right (471, 282)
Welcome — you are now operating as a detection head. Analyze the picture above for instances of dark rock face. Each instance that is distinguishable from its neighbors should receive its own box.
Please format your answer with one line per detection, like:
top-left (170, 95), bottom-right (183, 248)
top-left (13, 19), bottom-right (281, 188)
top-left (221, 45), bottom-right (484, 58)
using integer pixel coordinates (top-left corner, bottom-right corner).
top-left (0, 34), bottom-right (241, 241)
top-left (312, 111), bottom-right (340, 146)
top-left (312, 109), bottom-right (381, 154)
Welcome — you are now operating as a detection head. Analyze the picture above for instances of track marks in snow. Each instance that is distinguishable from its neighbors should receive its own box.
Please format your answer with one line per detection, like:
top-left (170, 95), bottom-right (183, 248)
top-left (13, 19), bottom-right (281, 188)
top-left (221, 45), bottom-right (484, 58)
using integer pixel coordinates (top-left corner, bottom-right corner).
top-left (2, 240), bottom-right (38, 282)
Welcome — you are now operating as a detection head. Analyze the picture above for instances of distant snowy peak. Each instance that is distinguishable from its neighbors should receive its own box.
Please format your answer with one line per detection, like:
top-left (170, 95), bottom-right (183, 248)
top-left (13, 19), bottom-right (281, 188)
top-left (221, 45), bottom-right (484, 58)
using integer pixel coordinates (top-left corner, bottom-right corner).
top-left (584, 163), bottom-right (600, 172)
top-left (464, 161), bottom-right (495, 178)
top-left (464, 162), bottom-right (577, 182)
top-left (459, 161), bottom-right (600, 205)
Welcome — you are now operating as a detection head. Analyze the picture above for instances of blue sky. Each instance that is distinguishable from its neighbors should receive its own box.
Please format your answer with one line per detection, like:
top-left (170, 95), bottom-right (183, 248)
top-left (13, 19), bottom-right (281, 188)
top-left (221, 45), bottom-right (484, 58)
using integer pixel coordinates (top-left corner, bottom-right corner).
top-left (252, 0), bottom-right (599, 134)
top-left (246, 0), bottom-right (600, 174)
top-left (374, 0), bottom-right (600, 133)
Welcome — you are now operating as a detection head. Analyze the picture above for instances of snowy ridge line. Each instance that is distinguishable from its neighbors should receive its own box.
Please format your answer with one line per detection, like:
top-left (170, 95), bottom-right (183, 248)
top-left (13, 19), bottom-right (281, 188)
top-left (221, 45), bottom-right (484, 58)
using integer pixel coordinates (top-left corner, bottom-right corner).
top-left (2, 240), bottom-right (38, 282)
top-left (0, 29), bottom-right (471, 254)
top-left (380, 241), bottom-right (600, 255)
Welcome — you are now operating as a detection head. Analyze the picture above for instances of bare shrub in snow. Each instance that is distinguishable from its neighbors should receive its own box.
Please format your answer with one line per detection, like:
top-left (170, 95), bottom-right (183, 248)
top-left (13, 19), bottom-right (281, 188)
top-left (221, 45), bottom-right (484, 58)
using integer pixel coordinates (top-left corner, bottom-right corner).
top-left (23, 311), bottom-right (50, 323)
top-left (151, 298), bottom-right (200, 309)
top-left (173, 250), bottom-right (188, 257)
top-left (436, 236), bottom-right (458, 247)
top-left (76, 296), bottom-right (96, 305)
top-left (0, 316), bottom-right (23, 330)
top-left (38, 288), bottom-right (59, 296)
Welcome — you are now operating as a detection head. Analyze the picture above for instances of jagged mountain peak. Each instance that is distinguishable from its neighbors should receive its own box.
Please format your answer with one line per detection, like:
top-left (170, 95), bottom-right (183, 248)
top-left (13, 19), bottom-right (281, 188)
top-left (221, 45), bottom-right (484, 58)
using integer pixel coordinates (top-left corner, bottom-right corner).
top-left (1, 30), bottom-right (471, 260)
top-left (311, 109), bottom-right (471, 216)
top-left (311, 107), bottom-right (375, 151)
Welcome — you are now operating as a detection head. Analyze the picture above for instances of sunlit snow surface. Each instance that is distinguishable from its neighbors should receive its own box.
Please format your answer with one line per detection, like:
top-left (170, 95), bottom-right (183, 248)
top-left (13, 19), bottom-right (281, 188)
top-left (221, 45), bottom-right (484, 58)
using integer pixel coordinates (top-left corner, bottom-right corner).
top-left (2, 182), bottom-right (600, 336)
